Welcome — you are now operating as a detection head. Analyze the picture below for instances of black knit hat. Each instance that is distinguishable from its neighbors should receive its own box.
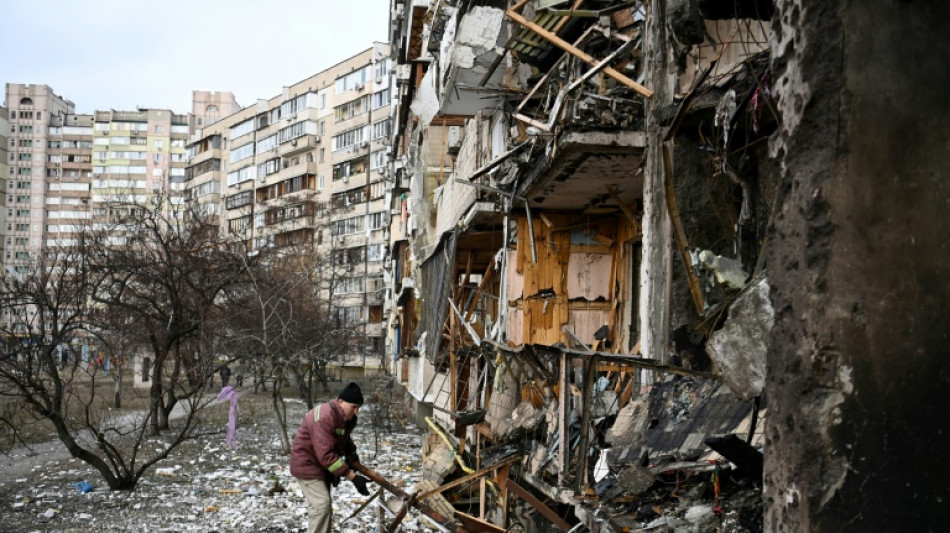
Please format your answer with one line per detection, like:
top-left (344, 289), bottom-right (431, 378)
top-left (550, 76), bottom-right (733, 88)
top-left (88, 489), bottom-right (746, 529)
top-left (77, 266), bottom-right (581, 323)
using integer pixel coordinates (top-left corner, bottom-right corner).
top-left (338, 382), bottom-right (364, 405)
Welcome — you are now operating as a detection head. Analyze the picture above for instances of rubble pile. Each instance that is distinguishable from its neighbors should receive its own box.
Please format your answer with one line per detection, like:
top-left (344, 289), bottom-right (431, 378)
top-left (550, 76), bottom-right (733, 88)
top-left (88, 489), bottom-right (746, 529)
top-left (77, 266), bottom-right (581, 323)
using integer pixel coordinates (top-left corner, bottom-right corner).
top-left (0, 398), bottom-right (436, 532)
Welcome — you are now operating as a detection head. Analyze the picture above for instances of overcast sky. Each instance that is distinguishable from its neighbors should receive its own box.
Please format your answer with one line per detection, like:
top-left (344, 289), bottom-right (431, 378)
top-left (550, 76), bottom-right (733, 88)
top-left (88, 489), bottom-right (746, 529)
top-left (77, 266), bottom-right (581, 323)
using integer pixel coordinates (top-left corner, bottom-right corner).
top-left (0, 0), bottom-right (390, 114)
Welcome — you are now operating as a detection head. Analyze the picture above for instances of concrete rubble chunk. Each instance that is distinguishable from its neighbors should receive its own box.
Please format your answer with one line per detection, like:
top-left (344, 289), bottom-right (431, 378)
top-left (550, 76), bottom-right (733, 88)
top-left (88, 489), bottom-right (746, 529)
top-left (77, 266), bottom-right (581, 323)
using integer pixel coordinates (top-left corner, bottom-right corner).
top-left (615, 464), bottom-right (656, 497)
top-left (706, 276), bottom-right (772, 400)
top-left (698, 250), bottom-right (749, 289)
top-left (451, 7), bottom-right (505, 72)
top-left (606, 398), bottom-right (648, 446)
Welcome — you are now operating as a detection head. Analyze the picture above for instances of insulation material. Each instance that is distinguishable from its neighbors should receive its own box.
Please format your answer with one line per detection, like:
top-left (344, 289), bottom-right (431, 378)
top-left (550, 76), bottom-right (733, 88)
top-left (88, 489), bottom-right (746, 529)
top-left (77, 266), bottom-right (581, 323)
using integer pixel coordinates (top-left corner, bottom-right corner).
top-left (567, 252), bottom-right (613, 300)
top-left (566, 308), bottom-right (611, 346)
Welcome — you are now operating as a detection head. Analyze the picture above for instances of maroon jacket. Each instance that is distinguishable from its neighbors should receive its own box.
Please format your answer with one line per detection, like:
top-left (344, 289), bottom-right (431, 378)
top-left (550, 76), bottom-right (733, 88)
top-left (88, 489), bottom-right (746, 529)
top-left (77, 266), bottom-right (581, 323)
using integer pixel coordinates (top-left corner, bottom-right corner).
top-left (290, 400), bottom-right (357, 481)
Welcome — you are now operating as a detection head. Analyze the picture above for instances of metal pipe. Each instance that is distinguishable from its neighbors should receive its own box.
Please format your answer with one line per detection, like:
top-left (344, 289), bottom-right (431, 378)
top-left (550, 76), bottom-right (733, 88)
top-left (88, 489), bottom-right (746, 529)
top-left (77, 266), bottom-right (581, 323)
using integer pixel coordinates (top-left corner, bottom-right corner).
top-left (524, 198), bottom-right (538, 264)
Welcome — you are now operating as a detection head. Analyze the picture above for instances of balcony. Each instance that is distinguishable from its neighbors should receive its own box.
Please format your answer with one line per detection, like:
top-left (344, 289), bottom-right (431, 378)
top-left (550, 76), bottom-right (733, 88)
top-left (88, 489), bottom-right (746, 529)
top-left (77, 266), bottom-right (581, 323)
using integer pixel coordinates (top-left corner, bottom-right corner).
top-left (278, 135), bottom-right (321, 157)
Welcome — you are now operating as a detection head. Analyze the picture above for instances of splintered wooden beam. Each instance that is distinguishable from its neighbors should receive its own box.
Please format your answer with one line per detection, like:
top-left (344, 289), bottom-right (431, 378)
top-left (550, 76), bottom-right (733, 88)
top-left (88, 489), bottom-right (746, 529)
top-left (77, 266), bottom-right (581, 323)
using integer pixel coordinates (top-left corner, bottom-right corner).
top-left (505, 9), bottom-right (653, 98)
top-left (416, 455), bottom-right (522, 502)
top-left (505, 479), bottom-right (572, 531)
top-left (456, 511), bottom-right (507, 533)
top-left (353, 463), bottom-right (466, 533)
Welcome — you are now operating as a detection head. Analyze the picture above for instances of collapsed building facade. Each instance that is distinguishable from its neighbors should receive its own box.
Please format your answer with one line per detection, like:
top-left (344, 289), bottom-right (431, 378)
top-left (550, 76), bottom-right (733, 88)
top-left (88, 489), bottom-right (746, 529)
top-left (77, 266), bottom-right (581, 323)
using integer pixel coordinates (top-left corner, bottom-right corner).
top-left (381, 0), bottom-right (948, 531)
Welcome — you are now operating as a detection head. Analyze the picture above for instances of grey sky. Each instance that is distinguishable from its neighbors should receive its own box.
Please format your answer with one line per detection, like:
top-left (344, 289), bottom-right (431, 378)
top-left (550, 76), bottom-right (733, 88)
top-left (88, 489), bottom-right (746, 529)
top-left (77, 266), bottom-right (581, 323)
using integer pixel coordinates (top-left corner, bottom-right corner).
top-left (0, 0), bottom-right (390, 114)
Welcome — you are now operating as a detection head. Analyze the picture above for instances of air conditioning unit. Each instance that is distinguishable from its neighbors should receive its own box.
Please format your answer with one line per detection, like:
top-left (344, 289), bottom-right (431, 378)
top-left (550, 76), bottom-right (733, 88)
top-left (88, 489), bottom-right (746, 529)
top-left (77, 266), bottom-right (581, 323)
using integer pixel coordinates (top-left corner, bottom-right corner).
top-left (342, 175), bottom-right (349, 183)
top-left (291, 139), bottom-right (298, 147)
top-left (395, 65), bottom-right (411, 81)
top-left (354, 84), bottom-right (364, 91)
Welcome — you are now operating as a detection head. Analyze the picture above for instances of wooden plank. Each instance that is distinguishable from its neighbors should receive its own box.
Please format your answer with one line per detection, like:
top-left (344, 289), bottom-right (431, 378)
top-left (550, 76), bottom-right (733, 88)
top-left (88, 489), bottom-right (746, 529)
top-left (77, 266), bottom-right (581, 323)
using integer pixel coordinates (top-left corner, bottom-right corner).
top-left (558, 351), bottom-right (569, 486)
top-left (496, 463), bottom-right (511, 526)
top-left (479, 477), bottom-right (486, 518)
top-left (505, 479), bottom-right (572, 531)
top-left (417, 455), bottom-right (522, 502)
top-left (575, 355), bottom-right (597, 492)
top-left (464, 262), bottom-right (495, 320)
top-left (456, 511), bottom-right (507, 533)
top-left (605, 184), bottom-right (639, 230)
top-left (505, 9), bottom-right (653, 98)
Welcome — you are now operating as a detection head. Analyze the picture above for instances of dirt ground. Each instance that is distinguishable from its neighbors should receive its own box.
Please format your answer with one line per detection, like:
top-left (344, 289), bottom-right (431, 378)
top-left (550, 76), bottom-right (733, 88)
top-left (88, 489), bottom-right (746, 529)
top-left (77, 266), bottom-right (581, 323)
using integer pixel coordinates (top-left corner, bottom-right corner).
top-left (0, 393), bottom-right (434, 532)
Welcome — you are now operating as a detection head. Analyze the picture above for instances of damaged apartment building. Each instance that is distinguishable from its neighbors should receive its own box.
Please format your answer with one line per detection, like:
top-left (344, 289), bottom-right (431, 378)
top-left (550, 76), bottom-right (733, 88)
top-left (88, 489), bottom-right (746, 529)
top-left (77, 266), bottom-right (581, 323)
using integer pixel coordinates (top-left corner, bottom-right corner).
top-left (381, 0), bottom-right (948, 532)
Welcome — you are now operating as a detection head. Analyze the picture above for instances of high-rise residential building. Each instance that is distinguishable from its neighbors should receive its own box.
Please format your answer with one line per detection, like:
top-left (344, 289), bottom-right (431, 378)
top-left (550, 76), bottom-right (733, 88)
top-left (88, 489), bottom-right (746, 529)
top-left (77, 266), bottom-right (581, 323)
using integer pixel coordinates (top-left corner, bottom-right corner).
top-left (4, 84), bottom-right (73, 276)
top-left (185, 43), bottom-right (393, 370)
top-left (89, 109), bottom-right (191, 221)
top-left (0, 106), bottom-right (8, 270)
top-left (3, 83), bottom-right (203, 271)
top-left (44, 112), bottom-right (93, 248)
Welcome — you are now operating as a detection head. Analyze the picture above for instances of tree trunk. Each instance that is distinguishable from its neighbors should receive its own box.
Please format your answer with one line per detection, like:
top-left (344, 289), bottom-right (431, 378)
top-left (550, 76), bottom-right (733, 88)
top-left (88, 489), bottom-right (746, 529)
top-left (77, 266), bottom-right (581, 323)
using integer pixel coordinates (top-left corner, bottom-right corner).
top-left (148, 377), bottom-right (162, 435)
top-left (272, 385), bottom-right (291, 454)
top-left (112, 360), bottom-right (122, 409)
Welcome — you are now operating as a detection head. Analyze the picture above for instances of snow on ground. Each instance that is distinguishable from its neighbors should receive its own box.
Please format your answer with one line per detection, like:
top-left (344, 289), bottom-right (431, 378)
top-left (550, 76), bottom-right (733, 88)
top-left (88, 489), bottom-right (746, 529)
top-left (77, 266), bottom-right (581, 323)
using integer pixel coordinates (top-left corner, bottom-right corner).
top-left (0, 396), bottom-right (436, 532)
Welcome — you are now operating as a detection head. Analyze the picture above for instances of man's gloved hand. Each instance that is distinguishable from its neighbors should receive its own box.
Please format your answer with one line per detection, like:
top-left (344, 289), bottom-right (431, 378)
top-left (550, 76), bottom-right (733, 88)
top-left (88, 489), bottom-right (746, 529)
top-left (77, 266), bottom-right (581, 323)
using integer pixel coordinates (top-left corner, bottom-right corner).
top-left (347, 453), bottom-right (360, 466)
top-left (351, 474), bottom-right (371, 496)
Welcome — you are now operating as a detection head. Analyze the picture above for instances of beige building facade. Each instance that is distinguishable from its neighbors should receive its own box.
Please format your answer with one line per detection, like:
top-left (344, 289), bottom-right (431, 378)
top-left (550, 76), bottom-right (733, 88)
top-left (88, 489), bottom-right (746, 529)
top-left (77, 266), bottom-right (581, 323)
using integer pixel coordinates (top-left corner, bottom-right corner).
top-left (185, 43), bottom-right (393, 371)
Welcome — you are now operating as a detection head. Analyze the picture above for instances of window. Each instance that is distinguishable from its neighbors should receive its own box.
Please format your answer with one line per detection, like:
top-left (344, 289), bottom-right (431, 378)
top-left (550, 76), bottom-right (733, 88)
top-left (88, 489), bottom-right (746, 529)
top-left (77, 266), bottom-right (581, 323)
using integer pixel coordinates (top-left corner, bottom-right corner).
top-left (371, 150), bottom-right (387, 170)
top-left (333, 306), bottom-right (362, 325)
top-left (333, 277), bottom-right (365, 295)
top-left (229, 119), bottom-right (254, 140)
top-left (373, 88), bottom-right (390, 110)
top-left (257, 158), bottom-right (280, 177)
top-left (227, 166), bottom-right (257, 186)
top-left (372, 119), bottom-right (391, 140)
top-left (375, 58), bottom-right (391, 80)
top-left (333, 96), bottom-right (370, 123)
top-left (226, 191), bottom-right (253, 209)
top-left (153, 125), bottom-right (164, 134)
top-left (320, 93), bottom-right (327, 109)
top-left (369, 180), bottom-right (386, 200)
top-left (229, 143), bottom-right (254, 163)
top-left (331, 215), bottom-right (365, 237)
top-left (332, 126), bottom-right (368, 151)
top-left (319, 175), bottom-right (325, 190)
top-left (332, 187), bottom-right (366, 208)
top-left (256, 134), bottom-right (277, 153)
top-left (278, 120), bottom-right (317, 143)
top-left (367, 212), bottom-right (385, 230)
top-left (319, 148), bottom-right (325, 163)
top-left (334, 65), bottom-right (371, 93)
top-left (333, 156), bottom-right (367, 181)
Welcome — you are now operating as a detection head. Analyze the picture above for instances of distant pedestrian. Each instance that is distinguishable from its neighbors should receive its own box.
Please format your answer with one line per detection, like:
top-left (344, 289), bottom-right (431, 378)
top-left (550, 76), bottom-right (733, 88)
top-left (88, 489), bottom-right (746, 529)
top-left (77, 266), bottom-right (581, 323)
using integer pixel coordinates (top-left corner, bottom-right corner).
top-left (290, 382), bottom-right (372, 533)
top-left (219, 365), bottom-right (231, 387)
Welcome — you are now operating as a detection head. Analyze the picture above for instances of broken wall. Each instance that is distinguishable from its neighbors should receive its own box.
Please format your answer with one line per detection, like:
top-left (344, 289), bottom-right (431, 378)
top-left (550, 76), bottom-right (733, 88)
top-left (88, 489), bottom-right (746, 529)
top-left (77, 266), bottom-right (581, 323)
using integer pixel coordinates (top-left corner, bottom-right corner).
top-left (765, 0), bottom-right (950, 530)
top-left (507, 214), bottom-right (638, 350)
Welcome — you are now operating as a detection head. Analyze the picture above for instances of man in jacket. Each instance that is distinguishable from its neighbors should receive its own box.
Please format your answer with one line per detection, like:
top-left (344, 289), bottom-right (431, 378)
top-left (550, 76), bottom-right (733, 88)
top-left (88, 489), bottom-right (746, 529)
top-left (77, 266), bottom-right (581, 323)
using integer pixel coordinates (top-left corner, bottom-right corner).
top-left (290, 382), bottom-right (372, 533)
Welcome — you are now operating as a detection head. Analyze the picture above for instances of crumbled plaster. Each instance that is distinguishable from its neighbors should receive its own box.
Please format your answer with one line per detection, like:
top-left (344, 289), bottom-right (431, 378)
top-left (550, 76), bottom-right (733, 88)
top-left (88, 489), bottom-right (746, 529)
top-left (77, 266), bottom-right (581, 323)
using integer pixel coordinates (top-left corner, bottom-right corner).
top-left (706, 276), bottom-right (772, 400)
top-left (449, 6), bottom-right (505, 73)
top-left (769, 0), bottom-right (809, 159)
top-left (410, 68), bottom-right (439, 127)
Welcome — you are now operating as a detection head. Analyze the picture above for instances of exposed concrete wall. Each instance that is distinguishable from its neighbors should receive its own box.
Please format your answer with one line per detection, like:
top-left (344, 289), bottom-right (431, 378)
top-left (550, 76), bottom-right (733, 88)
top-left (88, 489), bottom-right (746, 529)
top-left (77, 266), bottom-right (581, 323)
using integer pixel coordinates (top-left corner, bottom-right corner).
top-left (765, 1), bottom-right (950, 530)
top-left (640, 1), bottom-right (677, 365)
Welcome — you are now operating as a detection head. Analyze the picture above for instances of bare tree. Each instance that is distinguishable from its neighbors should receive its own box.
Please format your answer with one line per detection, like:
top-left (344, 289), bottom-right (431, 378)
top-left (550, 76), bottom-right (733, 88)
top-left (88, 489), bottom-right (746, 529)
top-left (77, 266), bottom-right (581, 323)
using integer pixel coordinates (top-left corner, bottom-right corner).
top-left (0, 232), bottom-right (216, 490)
top-left (86, 195), bottom-right (249, 435)
top-left (220, 198), bottom-right (362, 453)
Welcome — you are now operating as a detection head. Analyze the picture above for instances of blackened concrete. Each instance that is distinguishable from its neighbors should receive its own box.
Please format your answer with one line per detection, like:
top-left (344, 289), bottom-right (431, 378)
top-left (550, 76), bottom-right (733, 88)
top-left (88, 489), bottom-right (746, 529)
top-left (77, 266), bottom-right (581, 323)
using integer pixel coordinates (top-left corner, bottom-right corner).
top-left (765, 1), bottom-right (950, 530)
